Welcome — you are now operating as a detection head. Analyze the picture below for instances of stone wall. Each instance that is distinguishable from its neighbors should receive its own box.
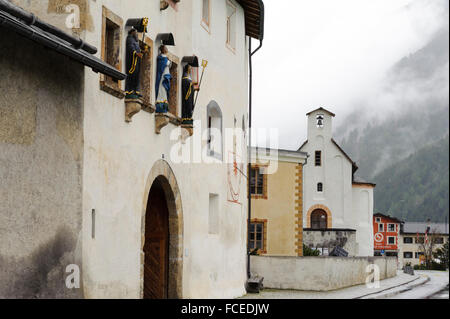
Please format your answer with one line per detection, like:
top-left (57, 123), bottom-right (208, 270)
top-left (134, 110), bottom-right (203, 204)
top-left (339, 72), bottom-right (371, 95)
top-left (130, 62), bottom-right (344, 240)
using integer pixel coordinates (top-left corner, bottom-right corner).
top-left (303, 228), bottom-right (358, 256)
top-left (0, 28), bottom-right (84, 298)
top-left (251, 255), bottom-right (397, 291)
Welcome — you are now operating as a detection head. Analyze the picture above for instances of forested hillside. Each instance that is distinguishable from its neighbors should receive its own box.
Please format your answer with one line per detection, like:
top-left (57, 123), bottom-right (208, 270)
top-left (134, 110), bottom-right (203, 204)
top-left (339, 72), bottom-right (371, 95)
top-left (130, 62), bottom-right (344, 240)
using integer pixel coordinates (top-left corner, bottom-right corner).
top-left (373, 136), bottom-right (449, 222)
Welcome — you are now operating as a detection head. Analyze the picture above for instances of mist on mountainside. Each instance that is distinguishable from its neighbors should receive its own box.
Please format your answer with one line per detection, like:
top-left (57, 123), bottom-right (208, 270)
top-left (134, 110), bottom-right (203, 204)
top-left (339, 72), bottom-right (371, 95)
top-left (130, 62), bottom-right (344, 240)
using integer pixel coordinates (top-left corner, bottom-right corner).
top-left (335, 26), bottom-right (449, 180)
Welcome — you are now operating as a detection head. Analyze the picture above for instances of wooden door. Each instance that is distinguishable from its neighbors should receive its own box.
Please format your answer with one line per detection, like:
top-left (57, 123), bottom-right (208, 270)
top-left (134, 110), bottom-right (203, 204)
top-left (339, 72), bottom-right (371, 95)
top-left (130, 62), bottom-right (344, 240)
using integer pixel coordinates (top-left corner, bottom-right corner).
top-left (144, 182), bottom-right (169, 299)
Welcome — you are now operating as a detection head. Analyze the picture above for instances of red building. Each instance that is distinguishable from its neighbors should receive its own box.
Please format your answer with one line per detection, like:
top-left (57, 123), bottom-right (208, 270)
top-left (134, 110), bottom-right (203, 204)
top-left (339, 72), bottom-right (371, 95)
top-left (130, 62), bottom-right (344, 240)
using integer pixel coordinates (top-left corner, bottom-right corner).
top-left (373, 213), bottom-right (403, 256)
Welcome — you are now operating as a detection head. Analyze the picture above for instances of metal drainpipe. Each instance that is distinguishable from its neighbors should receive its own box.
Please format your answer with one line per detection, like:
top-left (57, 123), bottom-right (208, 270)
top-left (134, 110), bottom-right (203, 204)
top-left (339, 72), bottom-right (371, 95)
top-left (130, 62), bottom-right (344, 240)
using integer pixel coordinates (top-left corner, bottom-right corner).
top-left (247, 37), bottom-right (263, 279)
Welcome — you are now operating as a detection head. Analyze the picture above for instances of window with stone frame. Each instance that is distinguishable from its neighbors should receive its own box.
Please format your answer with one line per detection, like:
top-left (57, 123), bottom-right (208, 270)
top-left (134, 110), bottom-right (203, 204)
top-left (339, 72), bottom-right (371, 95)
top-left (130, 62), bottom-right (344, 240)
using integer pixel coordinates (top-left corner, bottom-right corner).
top-left (248, 219), bottom-right (267, 253)
top-left (100, 6), bottom-right (124, 98)
top-left (226, 0), bottom-right (237, 52)
top-left (250, 165), bottom-right (267, 199)
top-left (433, 237), bottom-right (444, 244)
top-left (315, 151), bottom-right (321, 166)
top-left (311, 209), bottom-right (327, 229)
top-left (201, 0), bottom-right (211, 32)
top-left (416, 237), bottom-right (424, 244)
top-left (206, 101), bottom-right (223, 160)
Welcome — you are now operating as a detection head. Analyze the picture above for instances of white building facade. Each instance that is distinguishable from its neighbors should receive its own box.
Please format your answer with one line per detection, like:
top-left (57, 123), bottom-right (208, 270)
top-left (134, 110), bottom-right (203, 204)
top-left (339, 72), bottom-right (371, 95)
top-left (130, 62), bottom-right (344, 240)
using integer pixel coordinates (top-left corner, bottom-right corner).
top-left (0, 0), bottom-right (264, 299)
top-left (299, 108), bottom-right (374, 256)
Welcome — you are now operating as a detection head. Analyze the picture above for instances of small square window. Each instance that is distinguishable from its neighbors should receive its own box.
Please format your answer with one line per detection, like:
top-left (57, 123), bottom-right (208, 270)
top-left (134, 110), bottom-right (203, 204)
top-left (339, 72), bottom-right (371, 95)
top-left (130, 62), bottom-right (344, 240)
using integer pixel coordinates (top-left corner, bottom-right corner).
top-left (375, 217), bottom-right (381, 223)
top-left (388, 224), bottom-right (395, 232)
top-left (403, 237), bottom-right (413, 244)
top-left (404, 252), bottom-right (413, 259)
top-left (317, 182), bottom-right (323, 192)
top-left (388, 236), bottom-right (395, 245)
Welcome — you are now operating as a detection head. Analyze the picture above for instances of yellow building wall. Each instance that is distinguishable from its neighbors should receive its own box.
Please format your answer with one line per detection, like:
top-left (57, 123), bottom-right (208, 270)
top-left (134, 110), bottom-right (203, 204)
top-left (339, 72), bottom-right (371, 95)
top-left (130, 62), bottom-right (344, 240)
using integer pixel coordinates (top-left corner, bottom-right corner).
top-left (251, 161), bottom-right (303, 256)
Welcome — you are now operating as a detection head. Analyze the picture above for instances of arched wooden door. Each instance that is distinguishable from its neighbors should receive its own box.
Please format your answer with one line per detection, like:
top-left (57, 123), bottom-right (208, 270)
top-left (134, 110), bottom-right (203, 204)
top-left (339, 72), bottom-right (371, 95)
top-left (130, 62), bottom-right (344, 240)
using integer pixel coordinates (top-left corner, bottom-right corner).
top-left (144, 179), bottom-right (169, 299)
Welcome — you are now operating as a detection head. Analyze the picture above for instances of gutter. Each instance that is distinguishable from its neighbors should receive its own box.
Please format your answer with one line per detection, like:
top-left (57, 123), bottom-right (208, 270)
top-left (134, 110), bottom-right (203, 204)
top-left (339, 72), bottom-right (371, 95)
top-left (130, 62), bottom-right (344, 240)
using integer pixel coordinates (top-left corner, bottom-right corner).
top-left (247, 37), bottom-right (263, 282)
top-left (0, 1), bottom-right (125, 81)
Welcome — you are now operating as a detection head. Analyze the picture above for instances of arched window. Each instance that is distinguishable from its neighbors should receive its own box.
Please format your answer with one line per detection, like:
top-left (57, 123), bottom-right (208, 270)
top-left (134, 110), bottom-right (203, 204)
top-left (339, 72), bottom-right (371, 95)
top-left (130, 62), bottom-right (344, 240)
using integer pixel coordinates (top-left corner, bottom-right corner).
top-left (311, 209), bottom-right (327, 229)
top-left (206, 101), bottom-right (223, 160)
top-left (317, 182), bottom-right (323, 192)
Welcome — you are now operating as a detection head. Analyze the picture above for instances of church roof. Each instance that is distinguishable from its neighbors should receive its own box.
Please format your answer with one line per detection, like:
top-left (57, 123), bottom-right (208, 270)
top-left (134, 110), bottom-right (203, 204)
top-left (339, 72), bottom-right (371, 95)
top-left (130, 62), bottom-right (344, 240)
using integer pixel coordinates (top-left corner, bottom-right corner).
top-left (298, 138), bottom-right (359, 174)
top-left (306, 107), bottom-right (336, 117)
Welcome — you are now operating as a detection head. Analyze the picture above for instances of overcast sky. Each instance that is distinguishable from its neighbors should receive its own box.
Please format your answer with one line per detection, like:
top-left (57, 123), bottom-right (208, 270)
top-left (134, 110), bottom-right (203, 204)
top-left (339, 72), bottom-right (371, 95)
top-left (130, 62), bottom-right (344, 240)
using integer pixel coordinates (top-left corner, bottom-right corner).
top-left (251, 0), bottom-right (449, 150)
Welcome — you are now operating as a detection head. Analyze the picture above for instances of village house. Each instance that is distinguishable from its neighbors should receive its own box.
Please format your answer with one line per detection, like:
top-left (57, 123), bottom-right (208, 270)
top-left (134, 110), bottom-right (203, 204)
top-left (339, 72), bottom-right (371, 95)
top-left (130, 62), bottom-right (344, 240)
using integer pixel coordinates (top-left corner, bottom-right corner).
top-left (298, 107), bottom-right (375, 256)
top-left (373, 213), bottom-right (403, 258)
top-left (249, 147), bottom-right (308, 256)
top-left (0, 0), bottom-right (264, 299)
top-left (398, 222), bottom-right (449, 268)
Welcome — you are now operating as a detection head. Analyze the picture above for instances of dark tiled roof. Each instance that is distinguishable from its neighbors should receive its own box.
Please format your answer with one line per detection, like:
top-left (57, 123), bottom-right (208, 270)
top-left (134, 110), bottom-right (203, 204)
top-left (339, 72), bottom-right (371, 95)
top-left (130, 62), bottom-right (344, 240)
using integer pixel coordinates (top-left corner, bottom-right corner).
top-left (402, 222), bottom-right (449, 235)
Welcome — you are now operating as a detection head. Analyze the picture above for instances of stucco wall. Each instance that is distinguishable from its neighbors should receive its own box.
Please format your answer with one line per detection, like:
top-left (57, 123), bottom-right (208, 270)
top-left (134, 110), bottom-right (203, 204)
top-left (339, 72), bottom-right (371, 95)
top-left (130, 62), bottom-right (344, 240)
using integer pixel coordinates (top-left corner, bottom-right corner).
top-left (251, 255), bottom-right (397, 291)
top-left (80, 0), bottom-right (249, 298)
top-left (0, 28), bottom-right (84, 298)
top-left (251, 161), bottom-right (298, 256)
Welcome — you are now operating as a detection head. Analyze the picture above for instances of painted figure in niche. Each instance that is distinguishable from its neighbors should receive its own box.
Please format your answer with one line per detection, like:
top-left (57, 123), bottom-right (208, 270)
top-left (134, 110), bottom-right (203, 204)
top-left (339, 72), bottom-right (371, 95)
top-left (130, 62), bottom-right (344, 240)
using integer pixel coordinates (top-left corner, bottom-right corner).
top-left (125, 28), bottom-right (145, 99)
top-left (181, 64), bottom-right (199, 125)
top-left (155, 45), bottom-right (172, 113)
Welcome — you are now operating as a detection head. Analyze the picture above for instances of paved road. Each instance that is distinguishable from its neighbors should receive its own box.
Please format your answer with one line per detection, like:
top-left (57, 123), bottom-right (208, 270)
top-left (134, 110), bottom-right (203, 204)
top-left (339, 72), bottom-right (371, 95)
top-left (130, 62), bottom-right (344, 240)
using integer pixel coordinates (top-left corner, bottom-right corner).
top-left (387, 271), bottom-right (449, 299)
top-left (428, 285), bottom-right (449, 299)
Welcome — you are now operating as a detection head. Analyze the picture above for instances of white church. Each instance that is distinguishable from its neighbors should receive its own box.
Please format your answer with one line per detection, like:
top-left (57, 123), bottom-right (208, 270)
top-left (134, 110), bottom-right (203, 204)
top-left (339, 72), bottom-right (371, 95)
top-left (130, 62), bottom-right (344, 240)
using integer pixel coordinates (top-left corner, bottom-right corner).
top-left (299, 108), bottom-right (375, 256)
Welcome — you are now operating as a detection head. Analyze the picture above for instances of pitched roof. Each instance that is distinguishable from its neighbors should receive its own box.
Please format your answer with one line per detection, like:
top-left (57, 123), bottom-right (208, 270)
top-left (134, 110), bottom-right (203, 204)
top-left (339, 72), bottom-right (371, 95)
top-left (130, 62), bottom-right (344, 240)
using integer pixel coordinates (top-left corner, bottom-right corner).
top-left (306, 107), bottom-right (336, 117)
top-left (374, 213), bottom-right (403, 224)
top-left (331, 139), bottom-right (358, 173)
top-left (402, 222), bottom-right (449, 235)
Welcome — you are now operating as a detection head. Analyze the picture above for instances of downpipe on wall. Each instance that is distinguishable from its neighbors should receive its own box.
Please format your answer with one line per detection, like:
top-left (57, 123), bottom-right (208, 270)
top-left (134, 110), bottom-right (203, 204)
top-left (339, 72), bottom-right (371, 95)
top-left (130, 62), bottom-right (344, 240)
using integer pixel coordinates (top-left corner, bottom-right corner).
top-left (246, 37), bottom-right (263, 294)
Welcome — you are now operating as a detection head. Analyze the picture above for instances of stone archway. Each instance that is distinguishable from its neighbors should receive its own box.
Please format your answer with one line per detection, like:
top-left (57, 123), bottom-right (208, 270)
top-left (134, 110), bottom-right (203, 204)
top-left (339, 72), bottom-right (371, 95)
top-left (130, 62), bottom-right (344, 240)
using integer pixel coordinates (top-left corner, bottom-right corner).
top-left (306, 204), bottom-right (332, 229)
top-left (141, 160), bottom-right (183, 299)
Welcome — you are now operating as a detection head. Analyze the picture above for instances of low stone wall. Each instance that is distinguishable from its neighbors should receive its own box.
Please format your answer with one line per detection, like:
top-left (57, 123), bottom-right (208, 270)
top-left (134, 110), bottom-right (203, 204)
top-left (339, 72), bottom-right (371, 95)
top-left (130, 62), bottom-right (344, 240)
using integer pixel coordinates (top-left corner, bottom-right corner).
top-left (303, 228), bottom-right (358, 256)
top-left (251, 256), bottom-right (397, 291)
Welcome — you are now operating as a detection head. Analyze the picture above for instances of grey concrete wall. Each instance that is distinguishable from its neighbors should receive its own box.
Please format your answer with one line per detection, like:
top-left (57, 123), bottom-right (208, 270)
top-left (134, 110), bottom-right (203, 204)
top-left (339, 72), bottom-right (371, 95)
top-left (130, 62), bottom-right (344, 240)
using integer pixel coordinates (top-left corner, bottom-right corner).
top-left (303, 229), bottom-right (358, 256)
top-left (0, 28), bottom-right (84, 298)
top-left (251, 255), bottom-right (397, 291)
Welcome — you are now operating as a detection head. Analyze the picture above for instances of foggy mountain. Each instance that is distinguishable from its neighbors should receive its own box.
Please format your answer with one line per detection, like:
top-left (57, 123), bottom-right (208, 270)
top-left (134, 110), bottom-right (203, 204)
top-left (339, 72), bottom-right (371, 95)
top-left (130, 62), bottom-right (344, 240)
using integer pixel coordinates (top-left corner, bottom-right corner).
top-left (373, 135), bottom-right (449, 223)
top-left (335, 26), bottom-right (449, 180)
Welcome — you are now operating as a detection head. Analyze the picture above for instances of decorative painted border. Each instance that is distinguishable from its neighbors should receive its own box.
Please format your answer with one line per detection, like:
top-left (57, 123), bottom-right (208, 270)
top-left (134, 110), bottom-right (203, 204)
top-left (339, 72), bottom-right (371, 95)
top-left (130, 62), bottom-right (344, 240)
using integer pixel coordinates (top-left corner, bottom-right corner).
top-left (306, 204), bottom-right (333, 229)
top-left (294, 164), bottom-right (303, 256)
